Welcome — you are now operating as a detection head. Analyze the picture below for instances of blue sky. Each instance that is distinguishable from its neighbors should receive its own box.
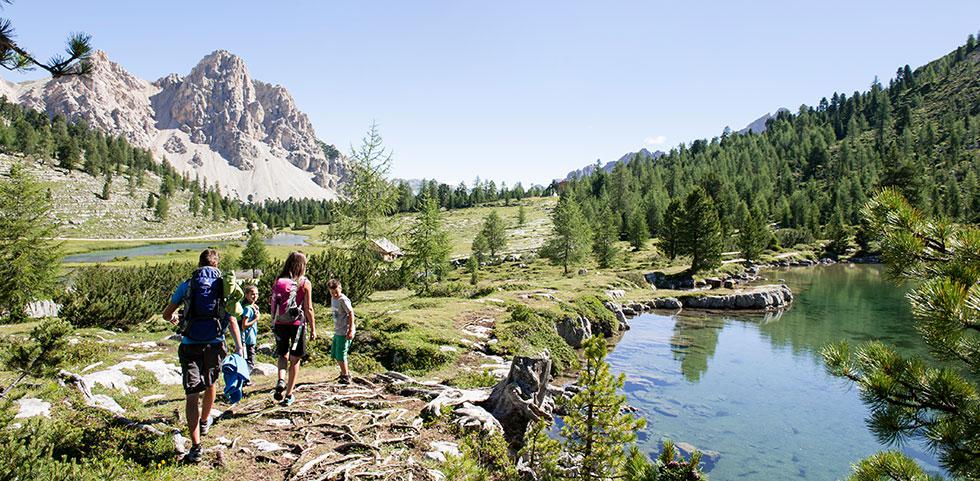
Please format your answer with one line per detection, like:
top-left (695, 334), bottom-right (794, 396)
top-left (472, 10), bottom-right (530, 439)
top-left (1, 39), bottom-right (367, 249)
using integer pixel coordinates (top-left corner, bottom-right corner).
top-left (4, 1), bottom-right (979, 186)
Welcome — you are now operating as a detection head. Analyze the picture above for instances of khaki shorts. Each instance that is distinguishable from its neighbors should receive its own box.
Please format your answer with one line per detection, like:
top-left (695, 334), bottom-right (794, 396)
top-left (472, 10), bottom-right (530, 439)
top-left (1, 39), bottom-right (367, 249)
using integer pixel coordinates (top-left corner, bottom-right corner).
top-left (178, 342), bottom-right (226, 395)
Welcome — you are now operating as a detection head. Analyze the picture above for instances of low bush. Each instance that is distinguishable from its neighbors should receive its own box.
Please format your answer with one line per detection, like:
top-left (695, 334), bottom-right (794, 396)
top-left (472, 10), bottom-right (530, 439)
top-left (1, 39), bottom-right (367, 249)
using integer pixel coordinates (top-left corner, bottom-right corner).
top-left (426, 281), bottom-right (468, 298)
top-left (57, 262), bottom-right (194, 330)
top-left (617, 271), bottom-right (649, 289)
top-left (352, 316), bottom-right (457, 374)
top-left (447, 370), bottom-right (499, 389)
top-left (490, 304), bottom-right (576, 372)
top-left (776, 228), bottom-right (815, 249)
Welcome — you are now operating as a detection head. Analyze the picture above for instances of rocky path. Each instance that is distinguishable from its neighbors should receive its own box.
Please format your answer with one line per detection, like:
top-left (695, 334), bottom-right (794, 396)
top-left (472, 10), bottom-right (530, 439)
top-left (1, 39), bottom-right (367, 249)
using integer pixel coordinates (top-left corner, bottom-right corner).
top-left (204, 377), bottom-right (457, 481)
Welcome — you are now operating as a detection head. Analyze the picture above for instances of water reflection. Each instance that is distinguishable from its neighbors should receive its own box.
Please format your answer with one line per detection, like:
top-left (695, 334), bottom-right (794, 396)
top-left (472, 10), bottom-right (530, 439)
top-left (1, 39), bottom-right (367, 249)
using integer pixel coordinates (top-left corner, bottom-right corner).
top-left (606, 264), bottom-right (942, 481)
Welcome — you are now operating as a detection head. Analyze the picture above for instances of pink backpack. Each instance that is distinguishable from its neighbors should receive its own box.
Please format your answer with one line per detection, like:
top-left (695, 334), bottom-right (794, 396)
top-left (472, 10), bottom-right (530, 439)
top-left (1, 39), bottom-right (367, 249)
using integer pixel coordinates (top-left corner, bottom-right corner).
top-left (271, 277), bottom-right (306, 326)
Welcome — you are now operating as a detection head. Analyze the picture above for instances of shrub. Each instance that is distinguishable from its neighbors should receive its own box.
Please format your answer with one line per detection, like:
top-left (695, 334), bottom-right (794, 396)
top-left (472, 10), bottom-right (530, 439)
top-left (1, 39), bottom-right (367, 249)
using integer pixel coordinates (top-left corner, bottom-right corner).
top-left (348, 352), bottom-right (385, 374)
top-left (57, 262), bottom-right (194, 330)
top-left (617, 271), bottom-right (649, 289)
top-left (776, 228), bottom-right (814, 248)
top-left (447, 370), bottom-right (499, 389)
top-left (351, 316), bottom-right (457, 374)
top-left (426, 281), bottom-right (468, 298)
top-left (490, 304), bottom-right (576, 372)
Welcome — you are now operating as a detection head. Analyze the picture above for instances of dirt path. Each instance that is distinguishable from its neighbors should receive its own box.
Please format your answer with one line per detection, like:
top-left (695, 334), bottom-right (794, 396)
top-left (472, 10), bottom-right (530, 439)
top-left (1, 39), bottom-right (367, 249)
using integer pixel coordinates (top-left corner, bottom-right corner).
top-left (54, 229), bottom-right (249, 242)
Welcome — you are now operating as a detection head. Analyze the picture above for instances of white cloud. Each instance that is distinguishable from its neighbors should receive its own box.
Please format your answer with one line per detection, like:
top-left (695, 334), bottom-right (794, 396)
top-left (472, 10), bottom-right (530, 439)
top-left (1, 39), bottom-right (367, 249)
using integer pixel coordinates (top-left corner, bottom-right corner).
top-left (644, 135), bottom-right (667, 146)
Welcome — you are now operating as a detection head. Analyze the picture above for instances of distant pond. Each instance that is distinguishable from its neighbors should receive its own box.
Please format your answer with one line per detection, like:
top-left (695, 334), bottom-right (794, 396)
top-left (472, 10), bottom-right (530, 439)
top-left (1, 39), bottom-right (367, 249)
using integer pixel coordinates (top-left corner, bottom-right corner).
top-left (607, 264), bottom-right (943, 481)
top-left (63, 232), bottom-right (309, 263)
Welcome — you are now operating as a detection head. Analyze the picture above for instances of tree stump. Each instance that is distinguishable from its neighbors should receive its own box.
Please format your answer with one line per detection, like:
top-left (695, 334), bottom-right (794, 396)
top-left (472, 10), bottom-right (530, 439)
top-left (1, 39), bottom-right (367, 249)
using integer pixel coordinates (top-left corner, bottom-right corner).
top-left (479, 352), bottom-right (553, 444)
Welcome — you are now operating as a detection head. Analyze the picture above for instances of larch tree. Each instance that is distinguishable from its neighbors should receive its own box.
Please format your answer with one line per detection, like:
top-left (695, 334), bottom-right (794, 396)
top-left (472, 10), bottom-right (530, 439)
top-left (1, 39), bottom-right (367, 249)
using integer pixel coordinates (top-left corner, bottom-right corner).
top-left (823, 189), bottom-right (980, 480)
top-left (625, 204), bottom-right (650, 251)
top-left (407, 193), bottom-right (451, 295)
top-left (0, 163), bottom-right (61, 323)
top-left (541, 193), bottom-right (591, 276)
top-left (478, 210), bottom-right (508, 259)
top-left (329, 122), bottom-right (398, 243)
top-left (738, 207), bottom-right (769, 262)
top-left (238, 230), bottom-right (269, 271)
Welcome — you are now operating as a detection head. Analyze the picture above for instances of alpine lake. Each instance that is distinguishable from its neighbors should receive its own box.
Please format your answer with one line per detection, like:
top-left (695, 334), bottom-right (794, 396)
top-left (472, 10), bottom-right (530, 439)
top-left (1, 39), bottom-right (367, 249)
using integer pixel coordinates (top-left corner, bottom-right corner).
top-left (606, 264), bottom-right (944, 481)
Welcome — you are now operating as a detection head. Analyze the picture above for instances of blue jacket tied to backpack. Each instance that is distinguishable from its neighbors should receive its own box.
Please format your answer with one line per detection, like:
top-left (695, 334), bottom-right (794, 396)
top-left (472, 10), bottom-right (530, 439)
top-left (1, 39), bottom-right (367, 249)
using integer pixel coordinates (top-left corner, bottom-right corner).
top-left (181, 266), bottom-right (226, 343)
top-left (222, 353), bottom-right (251, 405)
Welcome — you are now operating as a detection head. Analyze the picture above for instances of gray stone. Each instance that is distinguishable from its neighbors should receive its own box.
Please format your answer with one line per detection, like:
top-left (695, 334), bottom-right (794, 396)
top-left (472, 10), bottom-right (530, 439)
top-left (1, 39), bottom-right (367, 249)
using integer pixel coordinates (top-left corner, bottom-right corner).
top-left (556, 316), bottom-right (592, 348)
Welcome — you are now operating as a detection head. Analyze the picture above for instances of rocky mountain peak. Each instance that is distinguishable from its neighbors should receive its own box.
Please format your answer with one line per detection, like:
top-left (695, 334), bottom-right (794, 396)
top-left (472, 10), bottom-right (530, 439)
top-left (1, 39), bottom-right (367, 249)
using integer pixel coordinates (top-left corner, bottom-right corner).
top-left (4, 50), bottom-right (346, 201)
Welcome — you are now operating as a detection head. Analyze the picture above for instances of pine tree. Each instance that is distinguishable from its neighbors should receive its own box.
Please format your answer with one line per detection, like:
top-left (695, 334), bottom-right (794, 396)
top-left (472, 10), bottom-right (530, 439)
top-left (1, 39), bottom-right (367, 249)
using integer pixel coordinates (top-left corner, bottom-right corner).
top-left (100, 172), bottom-right (111, 200)
top-left (146, 192), bottom-right (155, 209)
top-left (329, 122), bottom-right (398, 241)
top-left (592, 204), bottom-right (621, 269)
top-left (407, 193), bottom-right (452, 294)
top-left (238, 230), bottom-right (269, 271)
top-left (472, 232), bottom-right (489, 263)
top-left (738, 208), bottom-right (769, 262)
top-left (0, 163), bottom-right (62, 323)
top-left (189, 193), bottom-right (200, 216)
top-left (679, 188), bottom-right (723, 274)
top-left (517, 204), bottom-right (527, 227)
top-left (660, 199), bottom-right (684, 260)
top-left (625, 205), bottom-right (650, 250)
top-left (560, 338), bottom-right (646, 480)
top-left (1, 318), bottom-right (72, 397)
top-left (541, 194), bottom-right (591, 276)
top-left (478, 210), bottom-right (508, 259)
top-left (823, 189), bottom-right (980, 480)
top-left (154, 195), bottom-right (169, 221)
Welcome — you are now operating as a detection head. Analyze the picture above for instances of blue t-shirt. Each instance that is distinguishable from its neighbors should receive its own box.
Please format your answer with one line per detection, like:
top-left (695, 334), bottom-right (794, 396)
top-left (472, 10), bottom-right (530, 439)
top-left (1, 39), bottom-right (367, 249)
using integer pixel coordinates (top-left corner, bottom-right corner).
top-left (172, 280), bottom-right (226, 345)
top-left (240, 305), bottom-right (258, 346)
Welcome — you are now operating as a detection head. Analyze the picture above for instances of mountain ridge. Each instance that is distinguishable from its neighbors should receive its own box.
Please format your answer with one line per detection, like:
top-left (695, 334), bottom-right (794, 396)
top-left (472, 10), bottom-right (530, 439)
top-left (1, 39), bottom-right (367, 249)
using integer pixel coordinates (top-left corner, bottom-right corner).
top-left (0, 50), bottom-right (347, 201)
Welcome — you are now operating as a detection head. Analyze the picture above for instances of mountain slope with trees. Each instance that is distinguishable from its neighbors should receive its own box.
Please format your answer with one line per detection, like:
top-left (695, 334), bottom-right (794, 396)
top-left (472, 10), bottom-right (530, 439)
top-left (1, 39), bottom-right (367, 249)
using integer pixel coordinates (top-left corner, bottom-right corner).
top-left (559, 34), bottom-right (980, 268)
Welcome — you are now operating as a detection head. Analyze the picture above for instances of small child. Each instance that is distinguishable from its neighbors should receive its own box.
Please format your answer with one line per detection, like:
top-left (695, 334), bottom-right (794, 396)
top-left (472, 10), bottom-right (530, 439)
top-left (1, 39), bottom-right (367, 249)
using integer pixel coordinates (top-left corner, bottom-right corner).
top-left (239, 284), bottom-right (260, 374)
top-left (328, 279), bottom-right (355, 385)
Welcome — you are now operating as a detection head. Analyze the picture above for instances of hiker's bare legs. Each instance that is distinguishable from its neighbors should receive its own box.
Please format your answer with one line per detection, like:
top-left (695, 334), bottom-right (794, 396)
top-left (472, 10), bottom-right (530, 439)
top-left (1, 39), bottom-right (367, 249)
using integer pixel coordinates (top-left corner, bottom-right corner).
top-left (277, 354), bottom-right (288, 383)
top-left (186, 393), bottom-right (201, 445)
top-left (200, 384), bottom-right (217, 424)
top-left (339, 360), bottom-right (349, 377)
top-left (284, 355), bottom-right (301, 397)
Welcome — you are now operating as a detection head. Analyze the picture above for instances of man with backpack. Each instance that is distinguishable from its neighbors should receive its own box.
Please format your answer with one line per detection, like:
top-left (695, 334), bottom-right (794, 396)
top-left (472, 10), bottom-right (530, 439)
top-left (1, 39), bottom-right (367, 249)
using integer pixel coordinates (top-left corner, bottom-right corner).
top-left (162, 248), bottom-right (244, 464)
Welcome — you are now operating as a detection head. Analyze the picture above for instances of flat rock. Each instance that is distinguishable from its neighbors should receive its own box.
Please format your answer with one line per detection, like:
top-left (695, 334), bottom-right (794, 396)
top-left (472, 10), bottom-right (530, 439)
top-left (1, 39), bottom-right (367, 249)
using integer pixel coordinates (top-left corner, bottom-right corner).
top-left (250, 438), bottom-right (285, 452)
top-left (15, 398), bottom-right (51, 418)
top-left (251, 362), bottom-right (277, 376)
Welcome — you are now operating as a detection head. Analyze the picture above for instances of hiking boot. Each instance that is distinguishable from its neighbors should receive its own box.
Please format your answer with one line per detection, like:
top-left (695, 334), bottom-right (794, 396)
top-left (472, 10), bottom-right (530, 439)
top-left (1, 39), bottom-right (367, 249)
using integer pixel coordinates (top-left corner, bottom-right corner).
top-left (338, 375), bottom-right (351, 385)
top-left (280, 394), bottom-right (295, 407)
top-left (184, 444), bottom-right (203, 464)
top-left (199, 416), bottom-right (211, 436)
top-left (273, 379), bottom-right (286, 401)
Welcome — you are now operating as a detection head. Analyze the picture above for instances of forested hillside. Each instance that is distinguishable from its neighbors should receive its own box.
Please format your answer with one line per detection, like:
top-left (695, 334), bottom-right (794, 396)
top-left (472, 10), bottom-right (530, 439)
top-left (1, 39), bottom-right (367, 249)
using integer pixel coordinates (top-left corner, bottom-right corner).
top-left (561, 34), bottom-right (980, 245)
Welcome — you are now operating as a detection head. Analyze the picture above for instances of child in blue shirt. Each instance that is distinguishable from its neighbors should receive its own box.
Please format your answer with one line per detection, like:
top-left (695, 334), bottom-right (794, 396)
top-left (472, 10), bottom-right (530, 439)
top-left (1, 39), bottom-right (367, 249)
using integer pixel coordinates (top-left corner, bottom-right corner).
top-left (239, 284), bottom-right (259, 374)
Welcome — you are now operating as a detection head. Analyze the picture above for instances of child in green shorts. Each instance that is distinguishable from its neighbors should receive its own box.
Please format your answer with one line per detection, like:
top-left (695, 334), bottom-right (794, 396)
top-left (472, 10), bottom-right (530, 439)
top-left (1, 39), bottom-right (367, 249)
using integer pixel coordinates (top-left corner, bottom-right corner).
top-left (327, 279), bottom-right (354, 385)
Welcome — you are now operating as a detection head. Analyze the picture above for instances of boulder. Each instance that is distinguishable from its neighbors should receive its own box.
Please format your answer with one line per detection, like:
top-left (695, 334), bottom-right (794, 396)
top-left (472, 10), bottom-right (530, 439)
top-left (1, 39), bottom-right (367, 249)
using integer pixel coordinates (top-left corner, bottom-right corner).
top-left (556, 316), bottom-right (593, 348)
top-left (251, 362), bottom-right (277, 376)
top-left (723, 280), bottom-right (736, 289)
top-left (653, 298), bottom-right (682, 310)
top-left (705, 277), bottom-right (723, 289)
top-left (577, 268), bottom-right (589, 275)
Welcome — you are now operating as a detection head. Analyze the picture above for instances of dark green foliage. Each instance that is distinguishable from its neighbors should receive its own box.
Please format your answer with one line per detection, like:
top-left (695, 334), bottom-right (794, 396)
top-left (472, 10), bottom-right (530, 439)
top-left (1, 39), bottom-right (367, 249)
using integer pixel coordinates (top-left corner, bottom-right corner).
top-left (303, 244), bottom-right (381, 305)
top-left (660, 199), bottom-right (684, 260)
top-left (557, 35), bottom-right (980, 256)
top-left (491, 304), bottom-right (577, 372)
top-left (541, 194), bottom-right (592, 275)
top-left (777, 228), bottom-right (814, 248)
top-left (822, 189), bottom-right (980, 479)
top-left (0, 163), bottom-right (61, 323)
top-left (329, 122), bottom-right (398, 241)
top-left (57, 262), bottom-right (193, 330)
top-left (823, 211), bottom-right (852, 258)
top-left (238, 230), bottom-right (269, 271)
top-left (738, 208), bottom-right (769, 262)
top-left (1, 318), bottom-right (72, 398)
top-left (517, 204), bottom-right (527, 227)
top-left (654, 441), bottom-right (707, 481)
top-left (626, 204), bottom-right (650, 250)
top-left (593, 204), bottom-right (622, 268)
top-left (559, 337), bottom-right (646, 480)
top-left (679, 187), bottom-right (723, 274)
top-left (441, 430), bottom-right (520, 481)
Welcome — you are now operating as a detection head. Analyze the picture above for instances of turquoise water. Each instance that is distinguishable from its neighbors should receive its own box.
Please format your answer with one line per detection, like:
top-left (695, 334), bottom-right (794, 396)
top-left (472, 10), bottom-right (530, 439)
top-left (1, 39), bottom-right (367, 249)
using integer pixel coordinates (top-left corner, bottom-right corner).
top-left (607, 264), bottom-right (942, 480)
top-left (63, 232), bottom-right (308, 263)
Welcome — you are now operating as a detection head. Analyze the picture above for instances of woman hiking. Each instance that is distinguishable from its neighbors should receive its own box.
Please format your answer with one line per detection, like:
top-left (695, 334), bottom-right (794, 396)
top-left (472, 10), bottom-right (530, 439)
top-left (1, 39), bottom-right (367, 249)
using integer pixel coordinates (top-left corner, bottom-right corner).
top-left (271, 251), bottom-right (317, 406)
